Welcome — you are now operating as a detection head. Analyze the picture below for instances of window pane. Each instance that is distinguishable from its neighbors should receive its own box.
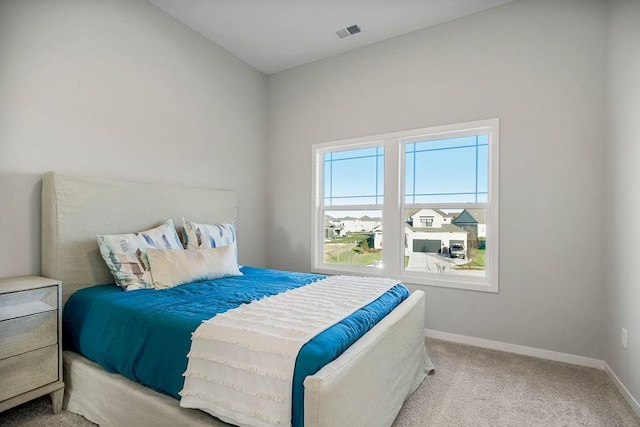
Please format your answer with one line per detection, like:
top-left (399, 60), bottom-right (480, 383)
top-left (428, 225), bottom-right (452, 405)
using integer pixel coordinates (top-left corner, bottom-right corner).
top-left (405, 135), bottom-right (488, 204)
top-left (403, 207), bottom-right (486, 278)
top-left (477, 142), bottom-right (489, 194)
top-left (323, 210), bottom-right (383, 268)
top-left (324, 146), bottom-right (384, 206)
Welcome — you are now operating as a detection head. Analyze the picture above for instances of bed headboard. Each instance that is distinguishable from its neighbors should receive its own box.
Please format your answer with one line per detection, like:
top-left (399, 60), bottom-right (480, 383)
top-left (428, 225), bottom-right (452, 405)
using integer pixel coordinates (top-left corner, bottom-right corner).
top-left (41, 172), bottom-right (237, 305)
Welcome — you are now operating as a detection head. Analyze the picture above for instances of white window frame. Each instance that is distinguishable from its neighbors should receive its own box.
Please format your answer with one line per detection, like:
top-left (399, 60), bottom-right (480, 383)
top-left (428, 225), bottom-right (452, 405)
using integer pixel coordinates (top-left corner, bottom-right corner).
top-left (311, 119), bottom-right (499, 293)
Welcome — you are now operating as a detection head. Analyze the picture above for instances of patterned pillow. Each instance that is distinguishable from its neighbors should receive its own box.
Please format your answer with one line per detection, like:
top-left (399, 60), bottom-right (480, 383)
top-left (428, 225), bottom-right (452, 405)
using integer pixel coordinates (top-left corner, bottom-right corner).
top-left (182, 218), bottom-right (237, 256)
top-left (147, 246), bottom-right (241, 290)
top-left (97, 219), bottom-right (184, 291)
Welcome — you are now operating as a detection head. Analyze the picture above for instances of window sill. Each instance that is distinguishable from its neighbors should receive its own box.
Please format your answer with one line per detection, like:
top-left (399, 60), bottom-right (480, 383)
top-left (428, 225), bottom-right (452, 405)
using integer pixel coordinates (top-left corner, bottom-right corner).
top-left (312, 264), bottom-right (498, 293)
top-left (312, 264), bottom-right (389, 278)
top-left (399, 272), bottom-right (498, 293)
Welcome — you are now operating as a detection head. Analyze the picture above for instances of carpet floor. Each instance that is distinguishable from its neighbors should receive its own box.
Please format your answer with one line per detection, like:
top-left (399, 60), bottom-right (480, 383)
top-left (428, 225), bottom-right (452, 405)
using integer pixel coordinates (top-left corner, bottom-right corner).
top-left (1, 339), bottom-right (638, 426)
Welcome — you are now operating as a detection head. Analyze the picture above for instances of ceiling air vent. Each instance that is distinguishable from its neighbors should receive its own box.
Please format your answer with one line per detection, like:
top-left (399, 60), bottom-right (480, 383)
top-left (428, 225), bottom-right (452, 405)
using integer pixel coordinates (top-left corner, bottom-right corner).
top-left (335, 24), bottom-right (361, 39)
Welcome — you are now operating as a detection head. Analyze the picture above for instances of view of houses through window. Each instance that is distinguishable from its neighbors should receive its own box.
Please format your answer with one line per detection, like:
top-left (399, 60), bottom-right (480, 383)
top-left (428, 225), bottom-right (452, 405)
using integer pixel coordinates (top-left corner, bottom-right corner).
top-left (401, 132), bottom-right (488, 278)
top-left (402, 207), bottom-right (486, 277)
top-left (314, 119), bottom-right (498, 291)
top-left (323, 210), bottom-right (382, 268)
top-left (323, 208), bottom-right (486, 276)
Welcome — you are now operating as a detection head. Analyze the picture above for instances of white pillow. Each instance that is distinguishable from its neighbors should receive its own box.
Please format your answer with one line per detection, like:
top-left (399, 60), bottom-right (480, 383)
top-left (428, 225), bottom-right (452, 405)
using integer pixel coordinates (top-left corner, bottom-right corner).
top-left (147, 245), bottom-right (242, 290)
top-left (97, 219), bottom-right (183, 291)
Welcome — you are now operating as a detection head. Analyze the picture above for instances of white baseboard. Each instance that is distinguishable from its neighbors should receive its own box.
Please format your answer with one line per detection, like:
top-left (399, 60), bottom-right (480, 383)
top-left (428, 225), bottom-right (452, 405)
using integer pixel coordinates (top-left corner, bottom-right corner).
top-left (604, 362), bottom-right (640, 418)
top-left (425, 328), bottom-right (604, 369)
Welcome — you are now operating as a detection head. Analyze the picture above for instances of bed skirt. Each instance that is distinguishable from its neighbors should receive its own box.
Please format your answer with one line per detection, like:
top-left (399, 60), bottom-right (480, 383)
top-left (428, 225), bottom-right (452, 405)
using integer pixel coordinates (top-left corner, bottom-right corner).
top-left (63, 351), bottom-right (227, 426)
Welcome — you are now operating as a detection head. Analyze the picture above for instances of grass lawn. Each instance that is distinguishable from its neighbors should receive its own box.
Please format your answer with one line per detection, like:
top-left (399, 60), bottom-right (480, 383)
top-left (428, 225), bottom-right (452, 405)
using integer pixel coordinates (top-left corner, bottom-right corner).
top-left (470, 249), bottom-right (485, 267)
top-left (324, 241), bottom-right (381, 266)
top-left (325, 237), bottom-right (485, 270)
top-left (453, 248), bottom-right (486, 270)
top-left (332, 232), bottom-right (372, 244)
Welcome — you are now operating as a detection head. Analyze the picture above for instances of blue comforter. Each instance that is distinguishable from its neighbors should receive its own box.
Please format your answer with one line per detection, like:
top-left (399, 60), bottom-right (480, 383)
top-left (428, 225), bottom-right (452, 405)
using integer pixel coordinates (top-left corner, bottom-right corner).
top-left (63, 267), bottom-right (409, 426)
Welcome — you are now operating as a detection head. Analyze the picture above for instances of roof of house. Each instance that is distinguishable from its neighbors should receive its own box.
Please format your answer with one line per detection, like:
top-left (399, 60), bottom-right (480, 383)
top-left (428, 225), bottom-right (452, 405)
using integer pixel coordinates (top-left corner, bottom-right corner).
top-left (405, 208), bottom-right (421, 218)
top-left (411, 208), bottom-right (442, 219)
top-left (433, 208), bottom-right (457, 218)
top-left (408, 223), bottom-right (466, 233)
top-left (408, 208), bottom-right (459, 219)
top-left (453, 209), bottom-right (486, 224)
top-left (467, 209), bottom-right (486, 223)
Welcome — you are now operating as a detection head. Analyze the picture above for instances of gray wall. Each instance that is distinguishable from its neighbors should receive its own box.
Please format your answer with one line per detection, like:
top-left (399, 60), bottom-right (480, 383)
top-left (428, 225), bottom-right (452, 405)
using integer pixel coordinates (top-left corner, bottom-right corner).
top-left (0, 0), bottom-right (268, 276)
top-left (605, 0), bottom-right (640, 407)
top-left (267, 0), bottom-right (608, 359)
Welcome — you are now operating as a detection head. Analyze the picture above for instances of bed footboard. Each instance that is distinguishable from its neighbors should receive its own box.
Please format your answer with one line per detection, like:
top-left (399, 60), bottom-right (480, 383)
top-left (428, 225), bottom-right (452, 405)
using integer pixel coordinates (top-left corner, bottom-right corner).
top-left (304, 290), bottom-right (431, 427)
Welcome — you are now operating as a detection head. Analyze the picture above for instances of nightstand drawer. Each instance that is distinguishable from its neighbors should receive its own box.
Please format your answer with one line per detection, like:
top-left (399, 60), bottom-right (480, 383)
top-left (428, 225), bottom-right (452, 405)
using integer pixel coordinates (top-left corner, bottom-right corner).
top-left (0, 311), bottom-right (57, 359)
top-left (0, 345), bottom-right (58, 402)
top-left (0, 286), bottom-right (57, 322)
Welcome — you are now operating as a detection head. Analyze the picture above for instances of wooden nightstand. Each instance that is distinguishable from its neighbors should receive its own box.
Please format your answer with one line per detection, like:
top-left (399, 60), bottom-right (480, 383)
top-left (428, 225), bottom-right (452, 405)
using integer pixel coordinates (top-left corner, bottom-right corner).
top-left (0, 276), bottom-right (64, 414)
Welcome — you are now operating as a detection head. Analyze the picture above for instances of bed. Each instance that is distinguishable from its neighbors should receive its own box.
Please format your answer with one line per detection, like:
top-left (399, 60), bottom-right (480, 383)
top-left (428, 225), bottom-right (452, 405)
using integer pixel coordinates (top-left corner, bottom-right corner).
top-left (40, 171), bottom-right (433, 427)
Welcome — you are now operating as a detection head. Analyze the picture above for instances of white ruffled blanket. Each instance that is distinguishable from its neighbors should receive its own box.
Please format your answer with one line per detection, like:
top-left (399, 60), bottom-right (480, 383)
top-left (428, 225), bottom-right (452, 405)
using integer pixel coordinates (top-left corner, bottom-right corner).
top-left (179, 275), bottom-right (399, 427)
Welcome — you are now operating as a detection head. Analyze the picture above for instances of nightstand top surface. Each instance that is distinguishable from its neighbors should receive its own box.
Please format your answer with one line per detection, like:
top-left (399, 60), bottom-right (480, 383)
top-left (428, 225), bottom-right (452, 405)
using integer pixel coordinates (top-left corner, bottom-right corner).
top-left (0, 276), bottom-right (61, 294)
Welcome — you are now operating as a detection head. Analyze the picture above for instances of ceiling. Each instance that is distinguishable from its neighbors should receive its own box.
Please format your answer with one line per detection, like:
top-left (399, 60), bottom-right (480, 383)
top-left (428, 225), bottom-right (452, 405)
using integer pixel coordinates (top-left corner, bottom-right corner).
top-left (147, 0), bottom-right (516, 75)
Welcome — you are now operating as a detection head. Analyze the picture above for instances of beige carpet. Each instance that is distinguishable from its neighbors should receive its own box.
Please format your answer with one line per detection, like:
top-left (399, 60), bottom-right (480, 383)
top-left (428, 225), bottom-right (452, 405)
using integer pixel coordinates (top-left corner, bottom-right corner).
top-left (1, 339), bottom-right (638, 426)
top-left (394, 339), bottom-right (639, 426)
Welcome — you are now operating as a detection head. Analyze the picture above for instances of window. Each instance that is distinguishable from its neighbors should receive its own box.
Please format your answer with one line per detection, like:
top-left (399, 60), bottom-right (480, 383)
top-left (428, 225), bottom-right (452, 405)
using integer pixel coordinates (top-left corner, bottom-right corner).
top-left (319, 145), bottom-right (384, 270)
top-left (312, 119), bottom-right (499, 292)
top-left (420, 216), bottom-right (434, 227)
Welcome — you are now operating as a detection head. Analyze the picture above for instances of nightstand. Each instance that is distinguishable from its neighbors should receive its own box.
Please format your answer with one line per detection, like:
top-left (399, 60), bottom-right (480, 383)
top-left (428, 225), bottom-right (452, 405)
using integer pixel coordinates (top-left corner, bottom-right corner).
top-left (0, 276), bottom-right (64, 414)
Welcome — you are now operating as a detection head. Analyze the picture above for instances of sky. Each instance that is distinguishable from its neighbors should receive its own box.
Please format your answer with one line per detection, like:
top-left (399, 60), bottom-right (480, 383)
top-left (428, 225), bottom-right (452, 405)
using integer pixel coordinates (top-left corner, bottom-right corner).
top-left (323, 135), bottom-right (489, 212)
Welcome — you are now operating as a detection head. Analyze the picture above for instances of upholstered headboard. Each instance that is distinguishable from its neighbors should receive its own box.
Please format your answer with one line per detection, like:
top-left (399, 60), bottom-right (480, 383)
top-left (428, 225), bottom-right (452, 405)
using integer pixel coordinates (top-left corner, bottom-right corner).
top-left (41, 172), bottom-right (237, 305)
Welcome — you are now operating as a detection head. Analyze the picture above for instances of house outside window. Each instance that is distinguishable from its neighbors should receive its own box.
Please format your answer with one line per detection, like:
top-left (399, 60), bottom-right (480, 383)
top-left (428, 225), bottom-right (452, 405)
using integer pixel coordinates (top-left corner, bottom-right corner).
top-left (312, 119), bottom-right (499, 292)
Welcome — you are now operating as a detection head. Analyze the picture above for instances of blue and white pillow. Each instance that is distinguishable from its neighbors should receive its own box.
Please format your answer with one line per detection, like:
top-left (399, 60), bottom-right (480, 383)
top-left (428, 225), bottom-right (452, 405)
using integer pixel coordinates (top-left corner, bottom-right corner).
top-left (97, 219), bottom-right (183, 291)
top-left (182, 218), bottom-right (237, 261)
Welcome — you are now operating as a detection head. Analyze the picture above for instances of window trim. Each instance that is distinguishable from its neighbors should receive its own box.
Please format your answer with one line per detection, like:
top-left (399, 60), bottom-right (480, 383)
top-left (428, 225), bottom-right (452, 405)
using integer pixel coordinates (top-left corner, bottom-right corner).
top-left (311, 119), bottom-right (499, 293)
